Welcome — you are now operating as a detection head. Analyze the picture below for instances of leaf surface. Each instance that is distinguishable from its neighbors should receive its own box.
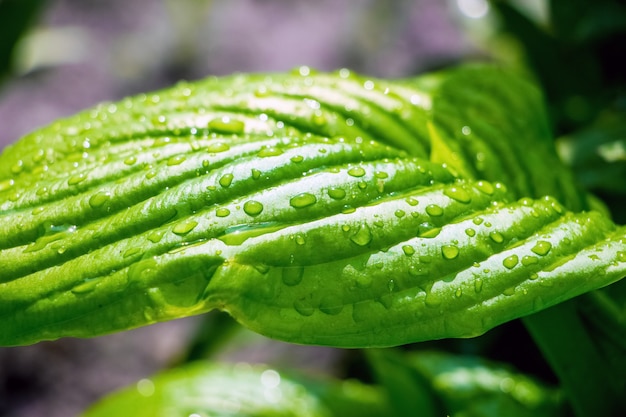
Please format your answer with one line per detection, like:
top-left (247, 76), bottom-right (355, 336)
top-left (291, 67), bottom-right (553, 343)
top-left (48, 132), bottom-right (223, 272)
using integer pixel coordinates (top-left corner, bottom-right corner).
top-left (1, 66), bottom-right (625, 346)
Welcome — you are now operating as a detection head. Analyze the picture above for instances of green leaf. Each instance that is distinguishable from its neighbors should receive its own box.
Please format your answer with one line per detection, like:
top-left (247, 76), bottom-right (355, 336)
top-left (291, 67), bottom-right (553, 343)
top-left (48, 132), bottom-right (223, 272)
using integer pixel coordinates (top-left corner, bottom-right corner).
top-left (81, 361), bottom-right (390, 417)
top-left (1, 66), bottom-right (625, 347)
top-left (406, 350), bottom-right (564, 417)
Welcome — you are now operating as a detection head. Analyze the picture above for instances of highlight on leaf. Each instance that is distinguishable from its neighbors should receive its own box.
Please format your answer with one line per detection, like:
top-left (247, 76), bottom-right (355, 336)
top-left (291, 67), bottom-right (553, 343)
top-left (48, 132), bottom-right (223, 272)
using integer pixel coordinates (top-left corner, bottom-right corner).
top-left (0, 65), bottom-right (625, 347)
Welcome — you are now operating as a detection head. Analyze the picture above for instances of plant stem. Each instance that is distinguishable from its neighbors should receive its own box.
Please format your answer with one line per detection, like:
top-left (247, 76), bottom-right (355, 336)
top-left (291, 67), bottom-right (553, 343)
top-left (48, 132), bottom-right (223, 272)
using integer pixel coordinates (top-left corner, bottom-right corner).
top-left (523, 297), bottom-right (623, 417)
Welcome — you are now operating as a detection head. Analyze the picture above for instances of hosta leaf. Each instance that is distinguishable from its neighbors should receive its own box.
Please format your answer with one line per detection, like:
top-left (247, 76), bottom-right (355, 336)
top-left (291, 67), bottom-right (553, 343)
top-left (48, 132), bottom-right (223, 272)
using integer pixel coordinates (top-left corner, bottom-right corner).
top-left (81, 361), bottom-right (390, 417)
top-left (1, 66), bottom-right (625, 347)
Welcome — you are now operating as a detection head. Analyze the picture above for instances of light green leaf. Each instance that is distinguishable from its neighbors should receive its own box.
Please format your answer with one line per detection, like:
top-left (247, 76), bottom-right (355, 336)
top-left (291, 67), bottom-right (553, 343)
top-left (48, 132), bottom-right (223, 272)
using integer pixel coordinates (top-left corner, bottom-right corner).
top-left (81, 361), bottom-right (390, 417)
top-left (1, 66), bottom-right (625, 347)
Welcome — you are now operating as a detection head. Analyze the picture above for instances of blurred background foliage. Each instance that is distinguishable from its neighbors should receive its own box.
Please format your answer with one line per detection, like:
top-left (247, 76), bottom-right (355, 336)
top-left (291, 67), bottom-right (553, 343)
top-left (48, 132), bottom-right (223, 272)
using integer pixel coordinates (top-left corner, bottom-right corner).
top-left (0, 1), bottom-right (625, 416)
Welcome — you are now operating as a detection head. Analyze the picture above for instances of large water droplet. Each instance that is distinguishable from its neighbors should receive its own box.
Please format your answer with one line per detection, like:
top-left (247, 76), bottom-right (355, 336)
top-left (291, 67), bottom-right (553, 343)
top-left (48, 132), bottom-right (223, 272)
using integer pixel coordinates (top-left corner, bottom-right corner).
top-left (425, 204), bottom-right (443, 217)
top-left (319, 296), bottom-right (343, 315)
top-left (327, 187), bottom-right (346, 200)
top-left (489, 231), bottom-right (504, 243)
top-left (465, 228), bottom-right (476, 237)
top-left (89, 191), bottom-right (111, 208)
top-left (172, 220), bottom-right (198, 235)
top-left (521, 255), bottom-right (538, 266)
top-left (147, 230), bottom-right (165, 243)
top-left (531, 241), bottom-right (552, 256)
top-left (258, 147), bottom-right (284, 157)
top-left (503, 254), bottom-right (519, 269)
top-left (282, 266), bottom-right (304, 286)
top-left (167, 155), bottom-right (186, 166)
top-left (444, 186), bottom-right (471, 203)
top-left (208, 116), bottom-right (245, 134)
top-left (347, 166), bottom-right (366, 177)
top-left (219, 173), bottom-right (234, 188)
top-left (402, 245), bottom-right (415, 256)
top-left (216, 207), bottom-right (231, 217)
top-left (206, 142), bottom-right (230, 153)
top-left (290, 193), bottom-right (317, 208)
top-left (441, 245), bottom-right (460, 260)
top-left (67, 173), bottom-right (86, 185)
top-left (475, 180), bottom-right (495, 195)
top-left (350, 224), bottom-right (372, 246)
top-left (243, 200), bottom-right (263, 216)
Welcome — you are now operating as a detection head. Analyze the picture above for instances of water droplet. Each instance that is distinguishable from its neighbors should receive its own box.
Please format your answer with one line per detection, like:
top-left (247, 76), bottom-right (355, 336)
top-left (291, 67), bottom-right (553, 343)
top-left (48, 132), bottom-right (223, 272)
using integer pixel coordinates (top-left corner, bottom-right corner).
top-left (147, 230), bottom-right (165, 243)
top-left (350, 224), bottom-right (372, 246)
top-left (0, 179), bottom-right (14, 192)
top-left (290, 193), bottom-right (317, 208)
top-left (72, 279), bottom-right (99, 295)
top-left (489, 231), bottom-right (504, 243)
top-left (474, 278), bottom-right (483, 293)
top-left (258, 147), bottom-right (284, 157)
top-left (503, 255), bottom-right (519, 269)
top-left (172, 220), bottom-right (198, 235)
top-left (89, 191), bottom-right (111, 208)
top-left (402, 245), bottom-right (415, 256)
top-left (206, 142), bottom-right (230, 153)
top-left (295, 234), bottom-right (306, 245)
top-left (425, 291), bottom-right (442, 307)
top-left (357, 181), bottom-right (367, 190)
top-left (341, 224), bottom-right (351, 232)
top-left (419, 226), bottom-right (441, 238)
top-left (375, 171), bottom-right (389, 179)
top-left (216, 208), bottom-right (230, 217)
top-left (444, 186), bottom-right (472, 203)
top-left (243, 200), bottom-right (263, 216)
top-left (461, 126), bottom-right (472, 135)
top-left (328, 187), bottom-right (346, 200)
top-left (395, 209), bottom-right (406, 218)
top-left (282, 266), bottom-right (304, 286)
top-left (503, 287), bottom-right (516, 296)
top-left (31, 206), bottom-right (45, 215)
top-left (68, 173), bottom-right (86, 185)
top-left (455, 288), bottom-right (463, 298)
top-left (521, 255), bottom-right (538, 266)
top-left (124, 247), bottom-right (142, 258)
top-left (219, 173), bottom-right (234, 188)
top-left (290, 155), bottom-right (304, 163)
top-left (472, 217), bottom-right (484, 225)
top-left (208, 116), bottom-right (245, 134)
top-left (475, 180), bottom-right (494, 195)
top-left (618, 251), bottom-right (626, 262)
top-left (294, 298), bottom-right (315, 316)
top-left (124, 156), bottom-right (137, 165)
top-left (425, 204), bottom-right (444, 217)
top-left (319, 296), bottom-right (343, 315)
top-left (406, 197), bottom-right (419, 206)
top-left (531, 241), bottom-right (552, 256)
top-left (442, 245), bottom-right (460, 260)
top-left (167, 155), bottom-right (186, 166)
top-left (347, 166), bottom-right (366, 177)
top-left (465, 228), bottom-right (476, 237)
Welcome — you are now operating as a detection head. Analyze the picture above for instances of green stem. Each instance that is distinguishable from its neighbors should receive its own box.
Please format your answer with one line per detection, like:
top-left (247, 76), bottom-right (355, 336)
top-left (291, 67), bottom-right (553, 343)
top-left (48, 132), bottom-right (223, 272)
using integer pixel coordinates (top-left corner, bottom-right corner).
top-left (522, 297), bottom-right (623, 417)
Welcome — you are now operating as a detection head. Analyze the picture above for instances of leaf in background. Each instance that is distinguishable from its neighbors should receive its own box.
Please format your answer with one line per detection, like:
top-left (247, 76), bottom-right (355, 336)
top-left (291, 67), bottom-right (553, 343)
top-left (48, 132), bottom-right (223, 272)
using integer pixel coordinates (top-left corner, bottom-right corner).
top-left (406, 350), bottom-right (564, 417)
top-left (81, 361), bottom-right (390, 417)
top-left (1, 67), bottom-right (625, 347)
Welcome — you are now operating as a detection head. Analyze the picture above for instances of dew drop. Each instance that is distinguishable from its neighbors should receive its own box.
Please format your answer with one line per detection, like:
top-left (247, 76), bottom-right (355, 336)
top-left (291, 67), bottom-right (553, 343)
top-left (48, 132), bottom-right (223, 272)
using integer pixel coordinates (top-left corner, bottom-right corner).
top-left (282, 266), bottom-right (304, 286)
top-left (216, 208), bottom-right (230, 217)
top-left (475, 180), bottom-right (495, 195)
top-left (465, 228), bottom-right (476, 237)
top-left (290, 155), bottom-right (304, 163)
top-left (425, 204), bottom-right (444, 217)
top-left (206, 142), bottom-right (230, 153)
top-left (375, 171), bottom-right (389, 179)
top-left (328, 187), bottom-right (346, 200)
top-left (618, 251), bottom-right (626, 262)
top-left (347, 166), bottom-right (366, 177)
top-left (489, 231), bottom-right (504, 244)
top-left (294, 298), bottom-right (315, 316)
top-left (395, 209), bottom-right (406, 218)
top-left (147, 230), bottom-right (165, 243)
top-left (406, 197), bottom-right (419, 206)
top-left (31, 206), bottom-right (45, 215)
top-left (531, 241), bottom-right (552, 256)
top-left (124, 247), bottom-right (142, 258)
top-left (167, 155), bottom-right (186, 166)
top-left (442, 245), bottom-right (460, 260)
top-left (425, 291), bottom-right (442, 308)
top-left (68, 173), bottom-right (86, 185)
top-left (72, 279), bottom-right (99, 295)
top-left (243, 200), bottom-right (263, 216)
top-left (402, 245), bottom-right (415, 256)
top-left (444, 186), bottom-right (472, 203)
top-left (219, 173), bottom-right (234, 188)
top-left (521, 255), bottom-right (538, 266)
top-left (258, 147), bottom-right (284, 157)
top-left (455, 288), bottom-right (463, 298)
top-left (350, 224), bottom-right (372, 246)
top-left (0, 179), bottom-right (14, 192)
top-left (473, 217), bottom-right (484, 225)
top-left (208, 116), bottom-right (245, 134)
top-left (295, 234), bottom-right (306, 245)
top-left (89, 191), bottom-right (111, 208)
top-left (503, 255), bottom-right (519, 269)
top-left (290, 193), bottom-right (317, 208)
top-left (503, 287), bottom-right (516, 296)
top-left (172, 220), bottom-right (198, 235)
top-left (319, 296), bottom-right (343, 315)
top-left (124, 156), bottom-right (137, 165)
top-left (474, 278), bottom-right (483, 293)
